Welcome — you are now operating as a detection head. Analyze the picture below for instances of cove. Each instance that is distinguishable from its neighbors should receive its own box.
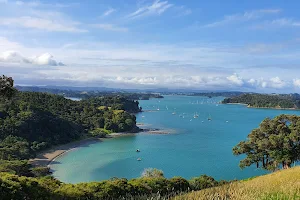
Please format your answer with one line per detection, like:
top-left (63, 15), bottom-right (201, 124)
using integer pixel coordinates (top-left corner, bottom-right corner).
top-left (50, 95), bottom-right (300, 183)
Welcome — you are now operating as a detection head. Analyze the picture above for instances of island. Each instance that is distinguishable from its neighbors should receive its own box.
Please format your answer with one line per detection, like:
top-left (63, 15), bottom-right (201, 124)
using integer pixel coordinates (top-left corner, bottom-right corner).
top-left (222, 93), bottom-right (300, 109)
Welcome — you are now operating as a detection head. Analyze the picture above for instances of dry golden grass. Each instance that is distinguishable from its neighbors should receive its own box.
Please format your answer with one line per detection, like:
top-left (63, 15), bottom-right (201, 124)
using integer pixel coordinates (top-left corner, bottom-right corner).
top-left (174, 167), bottom-right (300, 200)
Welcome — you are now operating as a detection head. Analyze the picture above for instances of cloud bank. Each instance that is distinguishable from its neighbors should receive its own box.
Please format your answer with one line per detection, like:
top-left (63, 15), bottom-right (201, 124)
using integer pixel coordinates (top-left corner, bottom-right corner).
top-left (0, 51), bottom-right (65, 66)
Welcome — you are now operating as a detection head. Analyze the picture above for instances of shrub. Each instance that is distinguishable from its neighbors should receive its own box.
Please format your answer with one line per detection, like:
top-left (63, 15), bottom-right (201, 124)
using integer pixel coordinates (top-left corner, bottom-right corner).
top-left (141, 168), bottom-right (164, 178)
top-left (170, 177), bottom-right (190, 192)
top-left (189, 175), bottom-right (218, 191)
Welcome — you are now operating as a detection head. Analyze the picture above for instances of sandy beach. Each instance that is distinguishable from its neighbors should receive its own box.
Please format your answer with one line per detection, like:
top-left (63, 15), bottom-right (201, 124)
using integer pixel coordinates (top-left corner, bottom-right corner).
top-left (30, 138), bottom-right (101, 167)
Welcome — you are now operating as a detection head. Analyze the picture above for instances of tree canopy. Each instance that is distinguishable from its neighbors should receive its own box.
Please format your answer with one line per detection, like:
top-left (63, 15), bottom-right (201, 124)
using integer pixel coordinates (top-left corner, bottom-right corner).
top-left (0, 76), bottom-right (140, 160)
top-left (223, 94), bottom-right (298, 109)
top-left (233, 114), bottom-right (300, 170)
top-left (0, 75), bottom-right (16, 99)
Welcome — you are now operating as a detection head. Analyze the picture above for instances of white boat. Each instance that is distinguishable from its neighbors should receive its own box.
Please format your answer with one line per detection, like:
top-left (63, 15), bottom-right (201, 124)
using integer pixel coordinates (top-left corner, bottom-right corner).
top-left (137, 158), bottom-right (142, 161)
top-left (193, 112), bottom-right (199, 118)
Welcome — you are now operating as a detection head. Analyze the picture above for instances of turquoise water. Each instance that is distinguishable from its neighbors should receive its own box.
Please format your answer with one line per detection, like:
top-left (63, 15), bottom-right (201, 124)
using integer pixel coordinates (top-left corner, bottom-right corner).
top-left (50, 95), bottom-right (300, 183)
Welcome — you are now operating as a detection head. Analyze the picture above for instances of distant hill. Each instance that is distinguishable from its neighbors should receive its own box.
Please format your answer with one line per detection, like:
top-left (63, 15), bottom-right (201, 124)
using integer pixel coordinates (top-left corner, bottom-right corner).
top-left (222, 93), bottom-right (300, 109)
top-left (15, 86), bottom-right (164, 100)
top-left (189, 91), bottom-right (245, 97)
top-left (178, 166), bottom-right (300, 200)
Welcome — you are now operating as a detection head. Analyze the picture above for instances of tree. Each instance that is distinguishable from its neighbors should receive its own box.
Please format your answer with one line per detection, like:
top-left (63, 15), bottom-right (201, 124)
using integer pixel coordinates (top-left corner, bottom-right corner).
top-left (189, 175), bottom-right (218, 190)
top-left (0, 75), bottom-right (16, 99)
top-left (233, 114), bottom-right (300, 171)
top-left (141, 168), bottom-right (164, 178)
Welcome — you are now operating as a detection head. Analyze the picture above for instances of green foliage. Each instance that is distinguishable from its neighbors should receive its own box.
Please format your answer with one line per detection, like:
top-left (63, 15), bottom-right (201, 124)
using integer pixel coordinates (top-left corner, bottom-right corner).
top-left (169, 177), bottom-right (190, 192)
top-left (0, 136), bottom-right (32, 160)
top-left (233, 114), bottom-right (300, 170)
top-left (189, 175), bottom-right (218, 191)
top-left (141, 168), bottom-right (164, 178)
top-left (0, 160), bottom-right (50, 177)
top-left (0, 75), bottom-right (16, 99)
top-left (30, 167), bottom-right (51, 177)
top-left (222, 93), bottom-right (297, 109)
top-left (88, 128), bottom-right (111, 137)
top-left (0, 85), bottom-right (138, 160)
top-left (0, 170), bottom-right (230, 200)
top-left (0, 160), bottom-right (32, 176)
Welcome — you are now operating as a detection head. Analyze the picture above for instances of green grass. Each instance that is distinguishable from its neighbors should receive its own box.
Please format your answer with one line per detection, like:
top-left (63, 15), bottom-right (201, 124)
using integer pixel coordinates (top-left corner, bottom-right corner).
top-left (174, 167), bottom-right (300, 200)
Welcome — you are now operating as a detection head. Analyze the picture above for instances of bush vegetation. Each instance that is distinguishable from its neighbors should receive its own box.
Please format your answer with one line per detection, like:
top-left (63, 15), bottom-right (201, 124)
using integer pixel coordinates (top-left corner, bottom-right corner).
top-left (222, 93), bottom-right (298, 109)
top-left (0, 76), bottom-right (139, 160)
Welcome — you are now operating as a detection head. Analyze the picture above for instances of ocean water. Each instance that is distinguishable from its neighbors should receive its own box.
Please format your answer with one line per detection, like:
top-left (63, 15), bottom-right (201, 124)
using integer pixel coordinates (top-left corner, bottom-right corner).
top-left (50, 95), bottom-right (300, 183)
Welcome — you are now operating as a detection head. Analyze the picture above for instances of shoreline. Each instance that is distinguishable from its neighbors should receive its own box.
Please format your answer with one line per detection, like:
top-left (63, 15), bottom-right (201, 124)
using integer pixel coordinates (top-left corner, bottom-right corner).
top-left (224, 103), bottom-right (299, 110)
top-left (247, 106), bottom-right (298, 110)
top-left (225, 103), bottom-right (249, 106)
top-left (29, 137), bottom-right (102, 168)
top-left (30, 133), bottom-right (134, 168)
top-left (30, 127), bottom-right (172, 168)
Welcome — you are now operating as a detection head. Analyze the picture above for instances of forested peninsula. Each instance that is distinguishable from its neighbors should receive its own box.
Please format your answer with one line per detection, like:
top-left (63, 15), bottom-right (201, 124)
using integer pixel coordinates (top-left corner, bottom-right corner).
top-left (0, 83), bottom-right (141, 161)
top-left (222, 93), bottom-right (300, 109)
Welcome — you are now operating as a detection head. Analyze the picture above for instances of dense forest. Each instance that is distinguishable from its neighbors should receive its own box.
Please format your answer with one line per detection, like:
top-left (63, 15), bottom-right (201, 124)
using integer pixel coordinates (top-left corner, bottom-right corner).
top-left (0, 77), bottom-right (140, 161)
top-left (222, 93), bottom-right (300, 109)
top-left (16, 85), bottom-right (164, 100)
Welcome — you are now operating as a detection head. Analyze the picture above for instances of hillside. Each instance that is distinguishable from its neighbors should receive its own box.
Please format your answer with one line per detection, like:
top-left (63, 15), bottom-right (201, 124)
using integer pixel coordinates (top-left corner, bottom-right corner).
top-left (176, 167), bottom-right (300, 200)
top-left (222, 93), bottom-right (300, 109)
top-left (0, 91), bottom-right (139, 160)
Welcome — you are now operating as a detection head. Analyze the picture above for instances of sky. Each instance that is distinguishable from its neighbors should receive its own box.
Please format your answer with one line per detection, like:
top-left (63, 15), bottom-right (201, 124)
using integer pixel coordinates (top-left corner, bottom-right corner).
top-left (1, 0), bottom-right (300, 92)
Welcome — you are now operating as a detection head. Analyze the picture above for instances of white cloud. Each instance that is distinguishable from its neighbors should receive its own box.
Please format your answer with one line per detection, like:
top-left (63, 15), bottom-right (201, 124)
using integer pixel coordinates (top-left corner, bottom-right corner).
top-left (0, 51), bottom-right (65, 66)
top-left (14, 0), bottom-right (76, 8)
top-left (1, 37), bottom-right (300, 91)
top-left (268, 77), bottom-right (286, 89)
top-left (90, 24), bottom-right (128, 32)
top-left (261, 81), bottom-right (268, 88)
top-left (127, 0), bottom-right (173, 19)
top-left (0, 16), bottom-right (87, 32)
top-left (293, 79), bottom-right (300, 87)
top-left (0, 37), bottom-right (22, 50)
top-left (227, 73), bottom-right (244, 86)
top-left (0, 51), bottom-right (30, 63)
top-left (102, 8), bottom-right (116, 17)
top-left (32, 53), bottom-right (65, 66)
top-left (251, 18), bottom-right (300, 30)
top-left (204, 9), bottom-right (281, 28)
top-left (247, 78), bottom-right (256, 85)
top-left (270, 18), bottom-right (300, 27)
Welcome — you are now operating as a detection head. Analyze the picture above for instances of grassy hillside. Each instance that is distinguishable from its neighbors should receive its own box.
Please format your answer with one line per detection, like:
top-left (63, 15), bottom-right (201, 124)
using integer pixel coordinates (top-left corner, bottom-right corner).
top-left (175, 167), bottom-right (300, 200)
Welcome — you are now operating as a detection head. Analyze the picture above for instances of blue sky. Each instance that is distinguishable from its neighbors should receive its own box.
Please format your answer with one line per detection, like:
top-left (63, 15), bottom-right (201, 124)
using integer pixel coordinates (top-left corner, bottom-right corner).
top-left (1, 0), bottom-right (300, 92)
